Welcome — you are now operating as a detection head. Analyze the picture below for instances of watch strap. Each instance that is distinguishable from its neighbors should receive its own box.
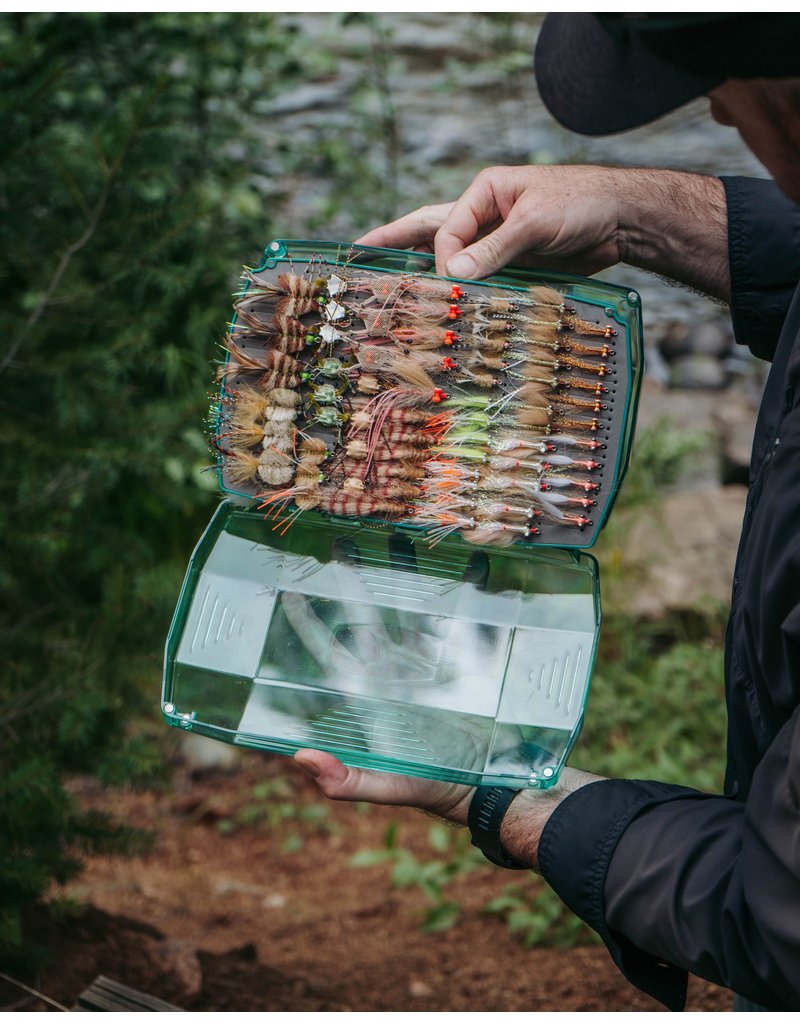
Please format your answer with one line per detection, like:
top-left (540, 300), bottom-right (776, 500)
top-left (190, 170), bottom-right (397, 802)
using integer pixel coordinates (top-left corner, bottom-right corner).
top-left (468, 785), bottom-right (529, 869)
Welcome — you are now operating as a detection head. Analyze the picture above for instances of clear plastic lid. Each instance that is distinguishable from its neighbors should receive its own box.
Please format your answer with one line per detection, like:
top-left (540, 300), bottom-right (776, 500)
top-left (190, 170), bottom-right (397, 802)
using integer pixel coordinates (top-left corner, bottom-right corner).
top-left (163, 501), bottom-right (600, 789)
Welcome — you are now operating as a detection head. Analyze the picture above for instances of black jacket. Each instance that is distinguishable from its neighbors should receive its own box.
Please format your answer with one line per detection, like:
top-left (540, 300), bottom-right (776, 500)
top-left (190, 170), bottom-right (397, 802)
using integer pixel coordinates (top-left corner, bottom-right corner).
top-left (538, 176), bottom-right (800, 1011)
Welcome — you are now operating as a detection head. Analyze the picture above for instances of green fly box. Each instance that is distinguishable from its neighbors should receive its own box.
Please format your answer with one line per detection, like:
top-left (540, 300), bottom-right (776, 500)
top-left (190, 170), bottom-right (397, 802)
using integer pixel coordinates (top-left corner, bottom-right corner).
top-left (162, 240), bottom-right (643, 788)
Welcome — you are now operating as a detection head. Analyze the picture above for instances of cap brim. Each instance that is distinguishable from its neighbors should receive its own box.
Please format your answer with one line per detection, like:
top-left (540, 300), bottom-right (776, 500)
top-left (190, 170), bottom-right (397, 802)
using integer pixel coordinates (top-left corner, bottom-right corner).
top-left (535, 14), bottom-right (724, 136)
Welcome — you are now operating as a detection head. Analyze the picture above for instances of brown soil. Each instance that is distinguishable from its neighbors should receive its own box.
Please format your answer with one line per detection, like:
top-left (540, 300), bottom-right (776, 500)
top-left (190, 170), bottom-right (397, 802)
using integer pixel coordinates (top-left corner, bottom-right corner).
top-left (9, 754), bottom-right (731, 1012)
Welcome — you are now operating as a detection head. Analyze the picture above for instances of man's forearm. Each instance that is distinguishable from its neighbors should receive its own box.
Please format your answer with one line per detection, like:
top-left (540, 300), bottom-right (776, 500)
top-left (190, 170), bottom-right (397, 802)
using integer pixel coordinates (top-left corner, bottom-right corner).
top-left (358, 164), bottom-right (732, 302)
top-left (618, 169), bottom-right (730, 303)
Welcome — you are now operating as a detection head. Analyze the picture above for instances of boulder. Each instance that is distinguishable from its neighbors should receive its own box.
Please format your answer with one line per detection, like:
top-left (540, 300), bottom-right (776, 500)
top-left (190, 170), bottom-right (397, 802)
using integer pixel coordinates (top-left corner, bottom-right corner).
top-left (146, 938), bottom-right (203, 1000)
top-left (656, 320), bottom-right (692, 361)
top-left (605, 485), bottom-right (747, 619)
top-left (634, 381), bottom-right (722, 489)
top-left (670, 354), bottom-right (727, 390)
top-left (686, 319), bottom-right (733, 358)
top-left (636, 379), bottom-right (719, 434)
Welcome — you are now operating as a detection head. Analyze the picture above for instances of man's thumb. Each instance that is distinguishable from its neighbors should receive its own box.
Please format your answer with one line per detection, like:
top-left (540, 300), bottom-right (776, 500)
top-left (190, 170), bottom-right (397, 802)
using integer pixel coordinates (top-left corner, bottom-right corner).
top-left (445, 226), bottom-right (520, 280)
top-left (446, 250), bottom-right (481, 280)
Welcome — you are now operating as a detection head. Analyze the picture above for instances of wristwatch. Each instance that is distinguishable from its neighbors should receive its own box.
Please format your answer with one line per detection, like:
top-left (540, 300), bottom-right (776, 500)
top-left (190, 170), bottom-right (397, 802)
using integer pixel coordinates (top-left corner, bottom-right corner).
top-left (468, 786), bottom-right (530, 869)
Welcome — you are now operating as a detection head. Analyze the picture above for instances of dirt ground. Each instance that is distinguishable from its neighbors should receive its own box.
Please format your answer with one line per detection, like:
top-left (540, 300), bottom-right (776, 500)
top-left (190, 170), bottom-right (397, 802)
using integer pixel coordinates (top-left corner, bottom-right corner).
top-left (8, 753), bottom-right (731, 1012)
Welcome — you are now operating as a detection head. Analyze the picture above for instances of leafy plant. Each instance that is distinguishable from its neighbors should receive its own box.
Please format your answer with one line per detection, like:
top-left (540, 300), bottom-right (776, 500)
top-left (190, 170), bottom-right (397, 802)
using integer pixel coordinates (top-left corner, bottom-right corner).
top-left (582, 633), bottom-right (727, 790)
top-left (484, 881), bottom-right (597, 949)
top-left (216, 779), bottom-right (339, 853)
top-left (351, 822), bottom-right (484, 933)
top-left (584, 420), bottom-right (729, 790)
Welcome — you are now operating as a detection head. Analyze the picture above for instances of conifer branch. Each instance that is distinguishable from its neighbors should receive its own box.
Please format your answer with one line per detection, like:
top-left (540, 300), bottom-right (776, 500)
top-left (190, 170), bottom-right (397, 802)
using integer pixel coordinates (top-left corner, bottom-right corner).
top-left (0, 122), bottom-right (139, 377)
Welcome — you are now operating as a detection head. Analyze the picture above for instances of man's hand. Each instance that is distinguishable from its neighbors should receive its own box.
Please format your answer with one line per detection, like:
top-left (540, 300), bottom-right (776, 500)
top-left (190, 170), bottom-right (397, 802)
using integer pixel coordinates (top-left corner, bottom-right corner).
top-left (358, 165), bottom-right (622, 280)
top-left (294, 748), bottom-right (474, 825)
top-left (356, 164), bottom-right (730, 302)
top-left (294, 750), bottom-right (604, 872)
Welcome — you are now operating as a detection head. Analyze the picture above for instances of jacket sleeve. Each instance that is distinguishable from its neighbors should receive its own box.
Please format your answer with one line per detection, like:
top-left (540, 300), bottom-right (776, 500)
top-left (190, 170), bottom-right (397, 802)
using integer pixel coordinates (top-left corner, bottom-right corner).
top-left (537, 707), bottom-right (800, 1011)
top-left (722, 175), bottom-right (800, 361)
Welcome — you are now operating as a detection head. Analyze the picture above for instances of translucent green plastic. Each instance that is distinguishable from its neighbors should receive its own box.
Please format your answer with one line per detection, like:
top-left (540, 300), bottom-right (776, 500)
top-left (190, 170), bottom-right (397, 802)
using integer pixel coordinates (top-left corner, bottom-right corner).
top-left (163, 502), bottom-right (600, 789)
top-left (163, 240), bottom-right (643, 786)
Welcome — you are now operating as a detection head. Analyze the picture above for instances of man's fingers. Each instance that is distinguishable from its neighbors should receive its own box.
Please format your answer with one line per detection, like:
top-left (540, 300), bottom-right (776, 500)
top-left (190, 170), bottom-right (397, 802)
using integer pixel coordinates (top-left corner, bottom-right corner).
top-left (294, 749), bottom-right (404, 805)
top-left (293, 749), bottom-right (473, 824)
top-left (433, 178), bottom-right (501, 274)
top-left (358, 165), bottom-right (623, 281)
top-left (447, 218), bottom-right (542, 279)
top-left (355, 203), bottom-right (454, 252)
top-left (441, 195), bottom-right (547, 280)
top-left (433, 170), bottom-right (541, 278)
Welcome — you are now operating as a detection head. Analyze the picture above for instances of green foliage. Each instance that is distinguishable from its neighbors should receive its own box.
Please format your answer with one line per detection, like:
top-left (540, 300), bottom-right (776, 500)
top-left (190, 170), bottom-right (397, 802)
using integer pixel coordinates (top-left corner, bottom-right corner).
top-left (215, 779), bottom-right (339, 853)
top-left (583, 629), bottom-right (727, 790)
top-left (0, 11), bottom-right (304, 965)
top-left (272, 13), bottom-right (404, 232)
top-left (484, 881), bottom-right (597, 949)
top-left (0, 757), bottom-right (152, 970)
top-left (614, 418), bottom-right (709, 510)
top-left (351, 822), bottom-right (485, 933)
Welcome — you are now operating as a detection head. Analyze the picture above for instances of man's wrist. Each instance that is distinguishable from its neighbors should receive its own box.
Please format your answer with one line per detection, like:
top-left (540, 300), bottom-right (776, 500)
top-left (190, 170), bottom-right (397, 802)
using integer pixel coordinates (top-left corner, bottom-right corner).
top-left (439, 786), bottom-right (474, 828)
top-left (498, 789), bottom-right (555, 871)
top-left (498, 768), bottom-right (606, 872)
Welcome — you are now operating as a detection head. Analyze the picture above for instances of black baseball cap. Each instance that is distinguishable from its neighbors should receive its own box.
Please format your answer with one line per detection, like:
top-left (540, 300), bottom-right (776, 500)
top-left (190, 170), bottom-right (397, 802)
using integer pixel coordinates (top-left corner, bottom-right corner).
top-left (535, 14), bottom-right (800, 136)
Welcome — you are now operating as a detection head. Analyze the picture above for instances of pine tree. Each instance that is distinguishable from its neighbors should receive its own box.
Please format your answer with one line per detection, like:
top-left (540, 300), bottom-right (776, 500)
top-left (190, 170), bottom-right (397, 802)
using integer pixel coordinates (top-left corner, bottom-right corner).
top-left (0, 12), bottom-right (302, 966)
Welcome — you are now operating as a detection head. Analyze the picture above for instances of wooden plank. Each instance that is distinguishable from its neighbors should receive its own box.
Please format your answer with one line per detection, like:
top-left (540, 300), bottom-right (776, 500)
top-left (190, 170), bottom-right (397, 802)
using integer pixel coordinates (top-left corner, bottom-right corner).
top-left (75, 975), bottom-right (183, 1012)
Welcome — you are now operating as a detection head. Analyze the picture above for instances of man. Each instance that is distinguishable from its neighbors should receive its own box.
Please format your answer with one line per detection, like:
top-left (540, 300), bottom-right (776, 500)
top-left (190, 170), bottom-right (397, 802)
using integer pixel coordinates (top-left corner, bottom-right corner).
top-left (294, 14), bottom-right (800, 1011)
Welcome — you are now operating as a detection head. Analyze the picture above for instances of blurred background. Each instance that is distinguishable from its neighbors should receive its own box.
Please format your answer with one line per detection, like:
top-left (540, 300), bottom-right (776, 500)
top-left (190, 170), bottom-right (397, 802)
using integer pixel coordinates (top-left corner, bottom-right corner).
top-left (0, 12), bottom-right (762, 1011)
